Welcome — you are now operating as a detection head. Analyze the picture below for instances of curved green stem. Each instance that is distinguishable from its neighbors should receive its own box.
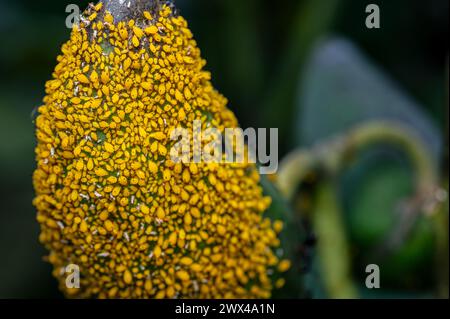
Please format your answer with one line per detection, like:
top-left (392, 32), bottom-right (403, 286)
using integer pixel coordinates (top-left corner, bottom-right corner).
top-left (313, 181), bottom-right (358, 298)
top-left (279, 120), bottom-right (438, 204)
top-left (333, 121), bottom-right (437, 194)
top-left (276, 150), bottom-right (318, 200)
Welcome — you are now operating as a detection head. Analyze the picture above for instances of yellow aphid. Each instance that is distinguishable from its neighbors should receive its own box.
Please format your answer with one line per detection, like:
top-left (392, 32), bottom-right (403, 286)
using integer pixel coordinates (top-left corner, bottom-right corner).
top-left (123, 58), bottom-right (132, 70)
top-left (180, 257), bottom-right (193, 266)
top-left (123, 270), bottom-right (133, 284)
top-left (95, 168), bottom-right (108, 177)
top-left (88, 13), bottom-right (97, 21)
top-left (75, 160), bottom-right (84, 171)
top-left (175, 90), bottom-right (184, 102)
top-left (143, 11), bottom-right (153, 20)
top-left (131, 87), bottom-right (138, 99)
top-left (101, 71), bottom-right (110, 83)
top-left (77, 74), bottom-right (90, 84)
top-left (79, 115), bottom-right (89, 123)
top-left (141, 82), bottom-right (152, 90)
top-left (90, 70), bottom-right (99, 83)
top-left (191, 207), bottom-right (201, 219)
top-left (184, 87), bottom-right (192, 100)
top-left (178, 108), bottom-right (186, 121)
top-left (71, 97), bottom-right (81, 104)
top-left (278, 259), bottom-right (291, 273)
top-left (176, 270), bottom-right (190, 281)
top-left (91, 99), bottom-right (102, 108)
top-left (189, 163), bottom-right (198, 175)
top-left (70, 190), bottom-right (78, 201)
top-left (131, 36), bottom-right (140, 47)
top-left (156, 207), bottom-right (165, 219)
top-left (148, 161), bottom-right (158, 174)
top-left (144, 279), bottom-right (152, 292)
top-left (217, 224), bottom-right (226, 236)
top-left (104, 220), bottom-right (114, 232)
top-left (54, 110), bottom-right (66, 120)
top-left (275, 278), bottom-right (285, 289)
top-left (140, 205), bottom-right (149, 215)
top-left (144, 25), bottom-right (158, 35)
top-left (119, 28), bottom-right (128, 40)
top-left (153, 245), bottom-right (162, 258)
top-left (112, 94), bottom-right (119, 103)
top-left (99, 211), bottom-right (109, 221)
top-left (158, 84), bottom-right (166, 95)
top-left (163, 169), bottom-right (171, 181)
top-left (158, 144), bottom-right (167, 156)
top-left (133, 26), bottom-right (144, 38)
top-left (136, 170), bottom-right (145, 179)
top-left (108, 287), bottom-right (118, 298)
top-left (104, 142), bottom-right (114, 153)
top-left (79, 220), bottom-right (88, 233)
top-left (104, 13), bottom-right (114, 24)
top-left (119, 197), bottom-right (128, 206)
top-left (138, 127), bottom-right (147, 137)
top-left (273, 220), bottom-right (284, 233)
top-left (94, 2), bottom-right (103, 12)
top-left (150, 132), bottom-right (166, 140)
top-left (87, 158), bottom-right (94, 170)
top-left (62, 151), bottom-right (74, 159)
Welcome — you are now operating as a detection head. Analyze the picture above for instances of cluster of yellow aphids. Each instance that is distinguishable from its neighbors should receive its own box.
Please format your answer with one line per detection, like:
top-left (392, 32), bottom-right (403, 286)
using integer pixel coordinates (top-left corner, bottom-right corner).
top-left (33, 0), bottom-right (289, 298)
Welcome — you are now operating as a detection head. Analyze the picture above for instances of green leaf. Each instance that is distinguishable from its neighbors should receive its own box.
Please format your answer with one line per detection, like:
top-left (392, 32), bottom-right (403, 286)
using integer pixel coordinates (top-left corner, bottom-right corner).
top-left (295, 38), bottom-right (442, 160)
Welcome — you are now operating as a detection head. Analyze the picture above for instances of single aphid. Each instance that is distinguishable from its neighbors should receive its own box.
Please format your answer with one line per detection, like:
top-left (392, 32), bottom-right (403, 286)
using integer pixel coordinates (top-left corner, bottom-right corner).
top-left (33, 0), bottom-right (289, 298)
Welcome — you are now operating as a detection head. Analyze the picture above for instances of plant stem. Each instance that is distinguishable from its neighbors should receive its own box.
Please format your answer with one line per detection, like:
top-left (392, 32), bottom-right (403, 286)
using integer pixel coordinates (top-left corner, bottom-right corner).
top-left (276, 150), bottom-right (318, 200)
top-left (313, 180), bottom-right (358, 298)
top-left (335, 121), bottom-right (437, 194)
top-left (98, 0), bottom-right (175, 22)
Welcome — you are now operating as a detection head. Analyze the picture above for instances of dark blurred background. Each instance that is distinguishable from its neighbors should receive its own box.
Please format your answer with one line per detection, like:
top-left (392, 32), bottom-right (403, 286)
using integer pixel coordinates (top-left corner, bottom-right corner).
top-left (0, 0), bottom-right (448, 298)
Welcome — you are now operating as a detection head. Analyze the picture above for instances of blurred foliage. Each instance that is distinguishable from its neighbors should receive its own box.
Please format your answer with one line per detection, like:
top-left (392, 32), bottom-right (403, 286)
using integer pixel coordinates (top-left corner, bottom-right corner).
top-left (296, 38), bottom-right (442, 157)
top-left (0, 0), bottom-right (448, 298)
top-left (290, 31), bottom-right (446, 297)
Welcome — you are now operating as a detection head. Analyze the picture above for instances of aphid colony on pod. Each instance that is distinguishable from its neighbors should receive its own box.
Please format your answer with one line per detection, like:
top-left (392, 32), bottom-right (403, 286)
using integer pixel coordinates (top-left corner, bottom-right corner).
top-left (33, 1), bottom-right (290, 298)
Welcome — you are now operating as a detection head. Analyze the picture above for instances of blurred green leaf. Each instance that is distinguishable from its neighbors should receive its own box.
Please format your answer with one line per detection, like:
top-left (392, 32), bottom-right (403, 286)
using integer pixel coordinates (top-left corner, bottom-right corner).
top-left (295, 38), bottom-right (442, 159)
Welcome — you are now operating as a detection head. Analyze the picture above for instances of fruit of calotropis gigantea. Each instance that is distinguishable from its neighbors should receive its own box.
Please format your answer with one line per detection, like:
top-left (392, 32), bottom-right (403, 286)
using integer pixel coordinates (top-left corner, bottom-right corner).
top-left (33, 1), bottom-right (294, 299)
